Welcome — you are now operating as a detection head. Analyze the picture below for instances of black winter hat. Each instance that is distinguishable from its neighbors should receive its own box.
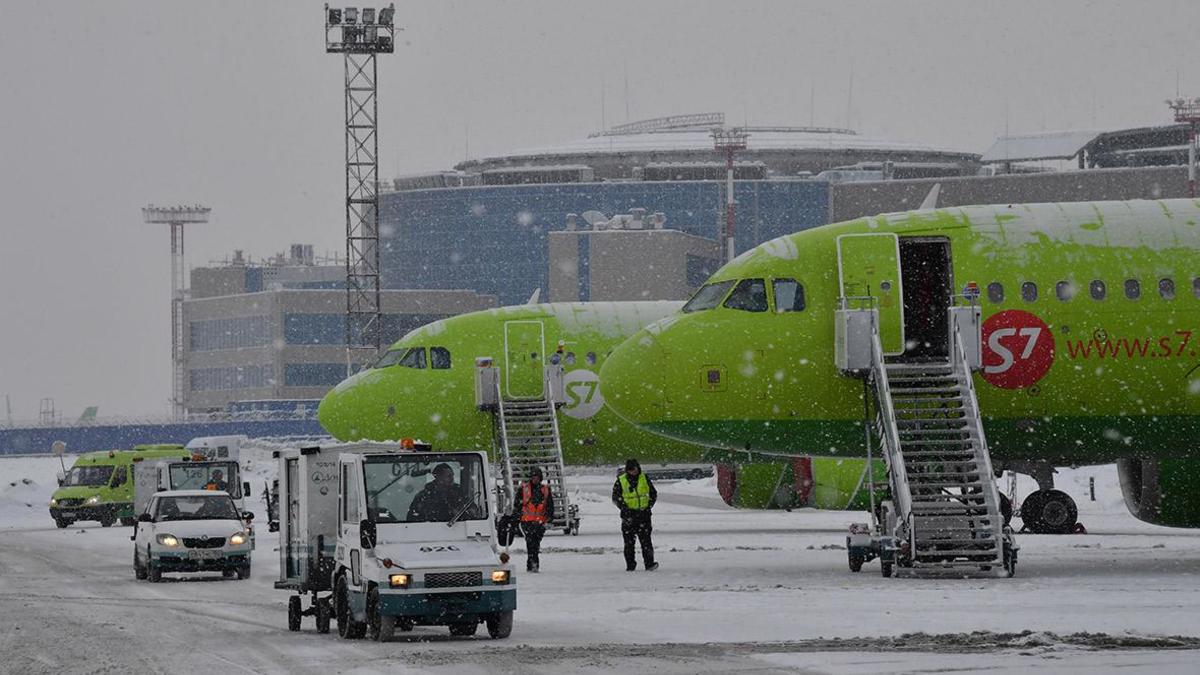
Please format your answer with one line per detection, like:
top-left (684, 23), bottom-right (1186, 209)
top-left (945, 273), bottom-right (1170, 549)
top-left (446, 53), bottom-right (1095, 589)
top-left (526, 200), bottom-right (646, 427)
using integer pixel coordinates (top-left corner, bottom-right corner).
top-left (624, 458), bottom-right (641, 472)
top-left (530, 467), bottom-right (544, 479)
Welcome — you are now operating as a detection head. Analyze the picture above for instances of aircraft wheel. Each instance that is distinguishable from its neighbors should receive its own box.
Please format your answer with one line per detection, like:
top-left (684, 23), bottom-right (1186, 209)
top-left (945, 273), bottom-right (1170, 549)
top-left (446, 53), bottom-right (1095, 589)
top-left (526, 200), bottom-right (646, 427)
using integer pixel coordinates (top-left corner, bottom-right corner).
top-left (1021, 489), bottom-right (1078, 534)
top-left (998, 492), bottom-right (1013, 527)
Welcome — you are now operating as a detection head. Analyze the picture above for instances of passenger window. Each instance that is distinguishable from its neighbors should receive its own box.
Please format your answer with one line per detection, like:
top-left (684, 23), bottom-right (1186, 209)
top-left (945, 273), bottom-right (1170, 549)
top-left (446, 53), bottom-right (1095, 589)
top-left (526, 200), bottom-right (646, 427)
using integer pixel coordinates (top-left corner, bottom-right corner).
top-left (586, 352), bottom-right (597, 365)
top-left (683, 280), bottom-right (735, 313)
top-left (111, 466), bottom-right (127, 487)
top-left (373, 348), bottom-right (406, 369)
top-left (1055, 281), bottom-right (1075, 302)
top-left (723, 279), bottom-right (769, 312)
top-left (430, 347), bottom-right (451, 370)
top-left (1021, 282), bottom-right (1038, 303)
top-left (565, 352), bottom-right (576, 365)
top-left (1089, 280), bottom-right (1106, 301)
top-left (1193, 277), bottom-right (1200, 299)
top-left (1160, 278), bottom-right (1176, 300)
top-left (549, 353), bottom-right (561, 365)
top-left (773, 279), bottom-right (806, 312)
top-left (1125, 279), bottom-right (1141, 300)
top-left (398, 347), bottom-right (426, 369)
top-left (986, 282), bottom-right (1004, 304)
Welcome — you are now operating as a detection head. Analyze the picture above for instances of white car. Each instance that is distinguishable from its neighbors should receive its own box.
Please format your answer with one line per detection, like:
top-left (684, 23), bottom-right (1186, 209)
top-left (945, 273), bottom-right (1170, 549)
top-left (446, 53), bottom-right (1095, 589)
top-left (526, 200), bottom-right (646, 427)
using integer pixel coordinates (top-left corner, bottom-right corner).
top-left (132, 489), bottom-right (254, 582)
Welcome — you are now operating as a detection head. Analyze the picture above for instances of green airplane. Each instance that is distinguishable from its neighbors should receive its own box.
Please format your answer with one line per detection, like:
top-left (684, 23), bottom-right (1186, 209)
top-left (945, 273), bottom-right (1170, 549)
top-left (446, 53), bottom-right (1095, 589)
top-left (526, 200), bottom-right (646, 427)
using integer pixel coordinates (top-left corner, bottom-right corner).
top-left (316, 301), bottom-right (881, 510)
top-left (600, 198), bottom-right (1200, 533)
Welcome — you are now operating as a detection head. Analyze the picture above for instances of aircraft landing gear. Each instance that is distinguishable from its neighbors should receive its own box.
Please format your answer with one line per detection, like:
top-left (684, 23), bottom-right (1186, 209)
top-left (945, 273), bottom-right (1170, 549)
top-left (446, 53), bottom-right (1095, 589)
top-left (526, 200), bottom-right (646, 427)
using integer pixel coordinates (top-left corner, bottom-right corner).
top-left (1020, 489), bottom-right (1079, 534)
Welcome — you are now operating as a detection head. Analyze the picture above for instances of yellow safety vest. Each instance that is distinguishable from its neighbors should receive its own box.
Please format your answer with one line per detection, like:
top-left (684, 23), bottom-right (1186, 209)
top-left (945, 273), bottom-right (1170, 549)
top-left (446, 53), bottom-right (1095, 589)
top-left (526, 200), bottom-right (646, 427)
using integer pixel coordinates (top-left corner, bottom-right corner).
top-left (619, 473), bottom-right (651, 510)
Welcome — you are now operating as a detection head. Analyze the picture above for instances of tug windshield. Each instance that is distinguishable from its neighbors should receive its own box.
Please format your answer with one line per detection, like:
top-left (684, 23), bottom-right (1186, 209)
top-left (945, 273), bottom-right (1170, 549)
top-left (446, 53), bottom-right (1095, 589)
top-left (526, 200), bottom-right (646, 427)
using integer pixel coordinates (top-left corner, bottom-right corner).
top-left (362, 454), bottom-right (488, 524)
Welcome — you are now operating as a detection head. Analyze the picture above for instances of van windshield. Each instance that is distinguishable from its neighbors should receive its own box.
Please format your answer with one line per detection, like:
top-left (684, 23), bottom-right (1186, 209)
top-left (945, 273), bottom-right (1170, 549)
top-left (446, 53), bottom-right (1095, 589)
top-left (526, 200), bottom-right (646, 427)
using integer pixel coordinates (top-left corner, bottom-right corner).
top-left (154, 494), bottom-right (239, 521)
top-left (682, 280), bottom-right (735, 313)
top-left (169, 462), bottom-right (241, 498)
top-left (362, 454), bottom-right (488, 524)
top-left (65, 465), bottom-right (114, 486)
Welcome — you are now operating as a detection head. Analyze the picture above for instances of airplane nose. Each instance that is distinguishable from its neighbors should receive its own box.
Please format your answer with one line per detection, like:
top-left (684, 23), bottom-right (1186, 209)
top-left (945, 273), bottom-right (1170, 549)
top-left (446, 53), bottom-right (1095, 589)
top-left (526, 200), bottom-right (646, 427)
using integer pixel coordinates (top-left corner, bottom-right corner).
top-left (600, 329), bottom-right (667, 427)
top-left (317, 371), bottom-right (371, 440)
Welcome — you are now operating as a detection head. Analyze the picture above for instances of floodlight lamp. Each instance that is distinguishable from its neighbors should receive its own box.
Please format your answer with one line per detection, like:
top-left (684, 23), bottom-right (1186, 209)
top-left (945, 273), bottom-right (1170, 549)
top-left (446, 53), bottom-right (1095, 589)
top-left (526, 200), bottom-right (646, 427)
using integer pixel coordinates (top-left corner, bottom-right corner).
top-left (378, 5), bottom-right (395, 25)
top-left (328, 8), bottom-right (342, 25)
top-left (362, 7), bottom-right (375, 24)
top-left (344, 7), bottom-right (358, 24)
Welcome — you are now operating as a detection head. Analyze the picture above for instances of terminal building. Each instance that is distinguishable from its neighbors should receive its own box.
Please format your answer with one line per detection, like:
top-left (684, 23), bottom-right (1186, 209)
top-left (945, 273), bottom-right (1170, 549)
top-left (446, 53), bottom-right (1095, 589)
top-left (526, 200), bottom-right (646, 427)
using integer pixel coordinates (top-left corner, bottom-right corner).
top-left (181, 246), bottom-right (496, 414)
top-left (380, 112), bottom-right (980, 306)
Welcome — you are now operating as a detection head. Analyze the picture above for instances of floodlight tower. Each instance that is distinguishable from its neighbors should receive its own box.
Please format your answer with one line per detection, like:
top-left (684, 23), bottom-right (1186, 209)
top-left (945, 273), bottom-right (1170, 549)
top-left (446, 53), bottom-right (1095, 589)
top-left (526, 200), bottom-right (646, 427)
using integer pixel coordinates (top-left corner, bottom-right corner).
top-left (1167, 97), bottom-right (1200, 198)
top-left (142, 204), bottom-right (211, 419)
top-left (325, 4), bottom-right (396, 371)
top-left (711, 127), bottom-right (749, 262)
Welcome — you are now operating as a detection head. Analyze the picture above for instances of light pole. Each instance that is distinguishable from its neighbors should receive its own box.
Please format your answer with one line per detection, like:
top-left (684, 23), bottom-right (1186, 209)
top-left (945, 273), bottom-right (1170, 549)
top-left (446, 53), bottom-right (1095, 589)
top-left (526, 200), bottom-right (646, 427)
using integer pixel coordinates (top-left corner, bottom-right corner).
top-left (1166, 97), bottom-right (1200, 198)
top-left (325, 4), bottom-right (396, 372)
top-left (142, 204), bottom-right (211, 419)
top-left (712, 127), bottom-right (748, 263)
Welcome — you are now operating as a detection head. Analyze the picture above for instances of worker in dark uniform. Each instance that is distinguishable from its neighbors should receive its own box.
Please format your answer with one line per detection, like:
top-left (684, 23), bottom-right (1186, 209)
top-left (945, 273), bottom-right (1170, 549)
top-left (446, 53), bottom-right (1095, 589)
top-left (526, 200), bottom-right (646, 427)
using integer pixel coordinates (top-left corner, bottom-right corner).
top-left (612, 458), bottom-right (658, 571)
top-left (407, 463), bottom-right (466, 522)
top-left (517, 467), bottom-right (554, 573)
top-left (205, 469), bottom-right (228, 492)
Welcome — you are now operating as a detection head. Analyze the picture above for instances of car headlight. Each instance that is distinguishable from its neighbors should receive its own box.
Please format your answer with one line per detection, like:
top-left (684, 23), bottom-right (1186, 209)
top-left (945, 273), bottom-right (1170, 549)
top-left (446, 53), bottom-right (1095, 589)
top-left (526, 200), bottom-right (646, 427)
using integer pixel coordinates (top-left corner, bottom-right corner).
top-left (49, 498), bottom-right (58, 507)
top-left (229, 531), bottom-right (248, 546)
top-left (389, 574), bottom-right (410, 589)
top-left (156, 534), bottom-right (180, 547)
top-left (86, 496), bottom-right (101, 505)
top-left (491, 570), bottom-right (510, 584)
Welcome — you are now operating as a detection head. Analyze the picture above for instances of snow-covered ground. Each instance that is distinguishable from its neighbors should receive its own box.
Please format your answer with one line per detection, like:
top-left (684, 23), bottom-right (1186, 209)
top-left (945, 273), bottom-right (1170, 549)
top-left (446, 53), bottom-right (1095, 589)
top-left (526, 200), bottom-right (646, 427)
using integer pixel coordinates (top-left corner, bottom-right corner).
top-left (2, 452), bottom-right (1199, 674)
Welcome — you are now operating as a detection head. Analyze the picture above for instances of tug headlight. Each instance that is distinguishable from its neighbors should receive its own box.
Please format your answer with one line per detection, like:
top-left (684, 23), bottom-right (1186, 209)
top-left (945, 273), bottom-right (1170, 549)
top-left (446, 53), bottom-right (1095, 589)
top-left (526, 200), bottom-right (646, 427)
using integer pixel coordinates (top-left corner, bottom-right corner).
top-left (49, 498), bottom-right (58, 507)
top-left (156, 534), bottom-right (180, 547)
top-left (491, 570), bottom-right (510, 584)
top-left (86, 495), bottom-right (101, 505)
top-left (389, 574), bottom-right (410, 589)
top-left (229, 531), bottom-right (248, 546)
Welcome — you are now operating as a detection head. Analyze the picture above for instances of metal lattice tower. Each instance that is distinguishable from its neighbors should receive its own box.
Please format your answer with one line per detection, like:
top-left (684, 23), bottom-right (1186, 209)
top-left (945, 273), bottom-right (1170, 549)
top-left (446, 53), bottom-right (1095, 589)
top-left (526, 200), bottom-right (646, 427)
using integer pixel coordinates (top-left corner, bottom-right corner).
top-left (325, 4), bottom-right (396, 370)
top-left (142, 204), bottom-right (211, 419)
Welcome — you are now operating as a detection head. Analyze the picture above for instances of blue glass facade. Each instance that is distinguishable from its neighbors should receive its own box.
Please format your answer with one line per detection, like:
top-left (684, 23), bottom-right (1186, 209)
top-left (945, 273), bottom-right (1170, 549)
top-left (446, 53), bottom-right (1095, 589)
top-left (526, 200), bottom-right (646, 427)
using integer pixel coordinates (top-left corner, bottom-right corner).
top-left (190, 365), bottom-right (274, 391)
top-left (380, 180), bottom-right (830, 306)
top-left (283, 313), bottom-right (453, 346)
top-left (190, 316), bottom-right (270, 351)
top-left (284, 363), bottom-right (353, 387)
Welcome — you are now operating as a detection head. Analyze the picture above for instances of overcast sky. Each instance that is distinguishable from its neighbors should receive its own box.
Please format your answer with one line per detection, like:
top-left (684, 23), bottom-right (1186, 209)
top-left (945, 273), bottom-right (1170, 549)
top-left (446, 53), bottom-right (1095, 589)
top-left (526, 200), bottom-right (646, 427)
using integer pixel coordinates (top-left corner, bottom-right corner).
top-left (1, 0), bottom-right (1196, 419)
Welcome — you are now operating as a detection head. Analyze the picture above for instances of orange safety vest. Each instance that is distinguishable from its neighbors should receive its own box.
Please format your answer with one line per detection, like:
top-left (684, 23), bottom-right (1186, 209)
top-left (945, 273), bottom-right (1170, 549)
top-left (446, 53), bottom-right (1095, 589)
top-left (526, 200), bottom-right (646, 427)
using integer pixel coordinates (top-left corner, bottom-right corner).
top-left (520, 483), bottom-right (550, 524)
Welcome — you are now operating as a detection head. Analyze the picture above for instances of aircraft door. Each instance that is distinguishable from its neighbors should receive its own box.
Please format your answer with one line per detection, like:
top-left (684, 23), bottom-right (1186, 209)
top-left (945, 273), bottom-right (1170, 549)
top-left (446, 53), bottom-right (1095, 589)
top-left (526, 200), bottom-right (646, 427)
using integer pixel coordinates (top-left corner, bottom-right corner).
top-left (837, 233), bottom-right (905, 354)
top-left (504, 320), bottom-right (546, 399)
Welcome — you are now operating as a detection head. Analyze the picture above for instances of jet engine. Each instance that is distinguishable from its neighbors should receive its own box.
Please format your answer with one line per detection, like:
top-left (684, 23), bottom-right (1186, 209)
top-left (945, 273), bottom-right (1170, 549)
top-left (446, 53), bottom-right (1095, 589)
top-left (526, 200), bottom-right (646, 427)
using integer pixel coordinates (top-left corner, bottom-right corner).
top-left (1117, 458), bottom-right (1200, 528)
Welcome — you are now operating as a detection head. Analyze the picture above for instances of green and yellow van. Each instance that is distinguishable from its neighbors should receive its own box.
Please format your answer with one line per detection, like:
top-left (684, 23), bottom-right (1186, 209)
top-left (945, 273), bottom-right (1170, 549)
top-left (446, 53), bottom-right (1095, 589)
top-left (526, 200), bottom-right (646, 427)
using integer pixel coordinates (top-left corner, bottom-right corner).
top-left (49, 445), bottom-right (191, 528)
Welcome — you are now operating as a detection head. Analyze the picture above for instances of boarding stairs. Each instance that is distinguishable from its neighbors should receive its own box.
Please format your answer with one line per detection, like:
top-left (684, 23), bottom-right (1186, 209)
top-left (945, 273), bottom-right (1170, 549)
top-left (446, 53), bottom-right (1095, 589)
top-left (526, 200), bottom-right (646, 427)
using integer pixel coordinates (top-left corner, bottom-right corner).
top-left (477, 364), bottom-right (580, 535)
top-left (840, 300), bottom-right (1016, 576)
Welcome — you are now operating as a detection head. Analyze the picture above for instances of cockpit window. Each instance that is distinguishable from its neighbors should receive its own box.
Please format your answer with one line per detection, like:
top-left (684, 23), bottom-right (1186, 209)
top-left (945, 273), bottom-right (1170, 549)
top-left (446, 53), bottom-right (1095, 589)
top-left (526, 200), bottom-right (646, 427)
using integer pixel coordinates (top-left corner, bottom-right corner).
top-left (723, 279), bottom-right (768, 312)
top-left (773, 279), bottom-right (806, 312)
top-left (430, 347), bottom-right (451, 370)
top-left (682, 280), bottom-right (735, 313)
top-left (398, 347), bottom-right (427, 369)
top-left (373, 348), bottom-right (406, 369)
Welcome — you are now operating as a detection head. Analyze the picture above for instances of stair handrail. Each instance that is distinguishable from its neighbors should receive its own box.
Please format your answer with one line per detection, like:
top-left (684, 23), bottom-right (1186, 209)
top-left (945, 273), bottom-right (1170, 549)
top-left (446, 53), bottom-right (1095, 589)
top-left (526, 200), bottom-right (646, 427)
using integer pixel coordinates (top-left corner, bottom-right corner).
top-left (868, 320), bottom-right (913, 541)
top-left (494, 376), bottom-right (516, 514)
top-left (542, 366), bottom-right (572, 529)
top-left (951, 322), bottom-right (1004, 541)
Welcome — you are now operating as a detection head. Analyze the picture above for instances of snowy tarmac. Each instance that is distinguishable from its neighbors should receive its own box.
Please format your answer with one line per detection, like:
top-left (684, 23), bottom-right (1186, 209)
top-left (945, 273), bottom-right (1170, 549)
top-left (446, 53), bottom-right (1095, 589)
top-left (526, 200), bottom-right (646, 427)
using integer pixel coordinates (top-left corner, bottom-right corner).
top-left (3, 453), bottom-right (1199, 674)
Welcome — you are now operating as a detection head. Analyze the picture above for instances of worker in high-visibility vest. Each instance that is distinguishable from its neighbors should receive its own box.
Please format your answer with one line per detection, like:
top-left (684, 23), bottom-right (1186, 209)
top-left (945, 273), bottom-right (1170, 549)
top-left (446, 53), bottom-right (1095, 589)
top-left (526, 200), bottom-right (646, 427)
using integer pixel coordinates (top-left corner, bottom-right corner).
top-left (611, 458), bottom-right (658, 571)
top-left (517, 467), bottom-right (554, 573)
